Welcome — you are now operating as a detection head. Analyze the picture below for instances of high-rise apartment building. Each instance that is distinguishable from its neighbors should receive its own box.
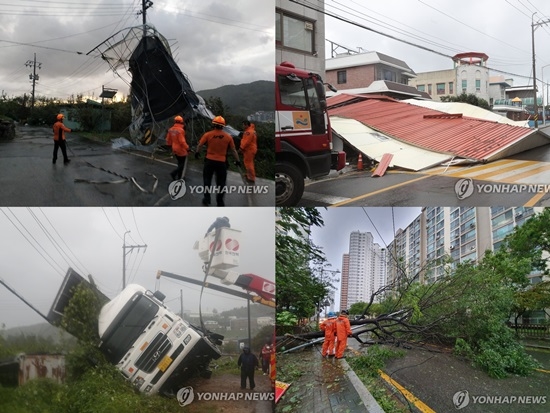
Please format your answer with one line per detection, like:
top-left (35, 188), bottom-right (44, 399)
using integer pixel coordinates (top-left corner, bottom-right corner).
top-left (388, 206), bottom-right (543, 285)
top-left (341, 231), bottom-right (387, 309)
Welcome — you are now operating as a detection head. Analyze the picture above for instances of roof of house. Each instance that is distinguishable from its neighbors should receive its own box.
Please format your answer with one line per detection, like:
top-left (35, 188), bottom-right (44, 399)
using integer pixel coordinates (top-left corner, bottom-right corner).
top-left (327, 94), bottom-right (542, 162)
top-left (328, 81), bottom-right (431, 100)
top-left (326, 51), bottom-right (415, 75)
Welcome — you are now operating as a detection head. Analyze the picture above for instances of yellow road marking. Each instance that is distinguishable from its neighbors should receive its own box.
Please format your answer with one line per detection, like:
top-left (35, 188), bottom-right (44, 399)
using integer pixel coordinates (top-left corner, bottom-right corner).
top-left (378, 369), bottom-right (436, 413)
top-left (464, 161), bottom-right (539, 181)
top-left (332, 175), bottom-right (431, 207)
top-left (508, 163), bottom-right (550, 182)
top-left (525, 191), bottom-right (547, 207)
top-left (535, 368), bottom-right (550, 374)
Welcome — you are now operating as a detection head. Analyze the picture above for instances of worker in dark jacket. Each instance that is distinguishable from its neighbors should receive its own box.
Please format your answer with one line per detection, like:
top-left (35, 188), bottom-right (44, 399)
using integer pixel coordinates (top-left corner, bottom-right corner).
top-left (237, 346), bottom-right (259, 389)
top-left (52, 114), bottom-right (71, 164)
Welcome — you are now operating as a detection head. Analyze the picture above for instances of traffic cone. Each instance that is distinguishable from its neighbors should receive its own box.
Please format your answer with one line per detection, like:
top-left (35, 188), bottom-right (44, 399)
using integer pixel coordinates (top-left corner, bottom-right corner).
top-left (357, 153), bottom-right (364, 171)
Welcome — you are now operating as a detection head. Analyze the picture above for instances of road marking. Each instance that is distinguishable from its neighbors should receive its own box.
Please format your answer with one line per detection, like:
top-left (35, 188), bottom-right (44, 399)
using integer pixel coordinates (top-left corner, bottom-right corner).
top-left (535, 368), bottom-right (550, 374)
top-left (332, 176), bottom-right (431, 206)
top-left (378, 369), bottom-right (436, 413)
top-left (525, 191), bottom-right (547, 207)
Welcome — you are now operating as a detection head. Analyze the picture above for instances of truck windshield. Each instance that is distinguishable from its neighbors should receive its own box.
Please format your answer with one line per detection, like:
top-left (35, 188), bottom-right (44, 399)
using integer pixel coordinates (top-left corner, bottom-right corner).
top-left (100, 294), bottom-right (159, 363)
top-left (278, 74), bottom-right (323, 111)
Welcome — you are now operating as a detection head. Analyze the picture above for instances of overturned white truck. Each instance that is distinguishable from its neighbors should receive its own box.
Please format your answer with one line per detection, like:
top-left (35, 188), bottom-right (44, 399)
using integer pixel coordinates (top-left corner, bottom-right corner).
top-left (47, 268), bottom-right (222, 396)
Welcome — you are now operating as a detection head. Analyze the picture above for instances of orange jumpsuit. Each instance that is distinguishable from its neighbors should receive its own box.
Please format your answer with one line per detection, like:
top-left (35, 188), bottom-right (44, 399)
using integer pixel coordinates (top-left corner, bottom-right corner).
top-left (166, 123), bottom-right (189, 180)
top-left (166, 123), bottom-right (189, 157)
top-left (320, 316), bottom-right (337, 357)
top-left (52, 120), bottom-right (71, 164)
top-left (240, 124), bottom-right (257, 182)
top-left (335, 315), bottom-right (352, 358)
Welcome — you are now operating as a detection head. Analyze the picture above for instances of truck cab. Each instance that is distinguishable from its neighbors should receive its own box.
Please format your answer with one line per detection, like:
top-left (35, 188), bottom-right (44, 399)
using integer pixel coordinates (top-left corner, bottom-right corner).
top-left (275, 61), bottom-right (346, 206)
top-left (98, 284), bottom-right (221, 395)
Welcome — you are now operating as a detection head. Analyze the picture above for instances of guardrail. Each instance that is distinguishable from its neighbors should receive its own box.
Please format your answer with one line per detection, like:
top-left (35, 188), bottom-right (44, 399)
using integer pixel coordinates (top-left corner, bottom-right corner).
top-left (509, 324), bottom-right (550, 338)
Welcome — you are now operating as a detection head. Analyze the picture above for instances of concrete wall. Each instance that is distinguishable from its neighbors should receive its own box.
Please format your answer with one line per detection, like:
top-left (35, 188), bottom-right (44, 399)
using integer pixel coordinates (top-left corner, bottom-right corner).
top-left (276, 0), bottom-right (326, 76)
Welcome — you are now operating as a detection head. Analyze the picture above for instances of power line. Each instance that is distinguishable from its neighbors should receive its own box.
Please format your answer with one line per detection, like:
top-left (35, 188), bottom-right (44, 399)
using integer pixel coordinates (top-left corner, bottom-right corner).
top-left (0, 208), bottom-right (65, 277)
top-left (295, 0), bottom-right (538, 81)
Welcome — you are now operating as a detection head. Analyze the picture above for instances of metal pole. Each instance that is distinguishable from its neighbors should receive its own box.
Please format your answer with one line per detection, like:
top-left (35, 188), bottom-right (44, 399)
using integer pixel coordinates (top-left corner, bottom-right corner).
top-left (532, 14), bottom-right (538, 128)
top-left (247, 298), bottom-right (252, 348)
top-left (122, 231), bottom-right (130, 289)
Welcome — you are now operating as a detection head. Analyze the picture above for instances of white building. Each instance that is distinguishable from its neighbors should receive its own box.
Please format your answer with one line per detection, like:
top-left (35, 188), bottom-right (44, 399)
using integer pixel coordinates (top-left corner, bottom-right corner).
top-left (344, 231), bottom-right (387, 308)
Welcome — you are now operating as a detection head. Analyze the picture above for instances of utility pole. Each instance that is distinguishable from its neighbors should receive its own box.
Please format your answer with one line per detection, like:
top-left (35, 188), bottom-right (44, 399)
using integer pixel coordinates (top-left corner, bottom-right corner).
top-left (122, 231), bottom-right (147, 289)
top-left (531, 14), bottom-right (550, 128)
top-left (138, 0), bottom-right (153, 25)
top-left (24, 53), bottom-right (41, 111)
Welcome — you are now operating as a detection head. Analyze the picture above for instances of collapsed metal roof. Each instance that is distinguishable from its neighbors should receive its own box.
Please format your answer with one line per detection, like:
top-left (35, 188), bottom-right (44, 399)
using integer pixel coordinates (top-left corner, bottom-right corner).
top-left (328, 94), bottom-right (550, 168)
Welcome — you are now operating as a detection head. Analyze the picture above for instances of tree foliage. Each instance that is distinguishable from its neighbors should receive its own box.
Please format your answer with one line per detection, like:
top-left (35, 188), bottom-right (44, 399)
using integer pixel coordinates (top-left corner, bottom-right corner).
top-left (276, 208), bottom-right (329, 320)
top-left (440, 93), bottom-right (490, 110)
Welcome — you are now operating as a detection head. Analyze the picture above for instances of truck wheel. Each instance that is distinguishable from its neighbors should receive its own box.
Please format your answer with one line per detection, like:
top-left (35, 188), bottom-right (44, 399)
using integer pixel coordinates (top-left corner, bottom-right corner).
top-left (276, 163), bottom-right (304, 206)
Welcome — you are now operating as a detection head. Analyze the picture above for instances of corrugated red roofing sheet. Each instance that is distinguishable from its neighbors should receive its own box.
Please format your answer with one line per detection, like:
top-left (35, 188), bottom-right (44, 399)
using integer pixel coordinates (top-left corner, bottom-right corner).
top-left (328, 94), bottom-right (533, 162)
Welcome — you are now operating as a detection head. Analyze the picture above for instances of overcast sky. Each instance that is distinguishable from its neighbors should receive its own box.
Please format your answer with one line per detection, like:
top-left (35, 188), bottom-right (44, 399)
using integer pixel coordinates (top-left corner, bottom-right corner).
top-left (0, 207), bottom-right (275, 329)
top-left (310, 207), bottom-right (422, 311)
top-left (0, 0), bottom-right (274, 100)
top-left (325, 0), bottom-right (550, 88)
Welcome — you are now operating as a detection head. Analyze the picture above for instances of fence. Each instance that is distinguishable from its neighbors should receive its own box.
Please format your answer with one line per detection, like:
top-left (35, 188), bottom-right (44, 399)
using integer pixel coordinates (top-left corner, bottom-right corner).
top-left (509, 324), bottom-right (550, 339)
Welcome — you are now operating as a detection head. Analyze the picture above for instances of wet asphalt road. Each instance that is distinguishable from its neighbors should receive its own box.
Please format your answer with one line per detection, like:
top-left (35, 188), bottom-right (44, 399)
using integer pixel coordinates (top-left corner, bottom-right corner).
top-left (298, 144), bottom-right (550, 207)
top-left (0, 126), bottom-right (274, 207)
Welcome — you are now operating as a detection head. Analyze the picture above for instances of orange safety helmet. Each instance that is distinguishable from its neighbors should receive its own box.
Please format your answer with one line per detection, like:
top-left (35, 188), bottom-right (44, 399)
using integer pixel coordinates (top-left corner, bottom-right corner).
top-left (56, 114), bottom-right (64, 121)
top-left (212, 116), bottom-right (226, 127)
top-left (174, 115), bottom-right (184, 124)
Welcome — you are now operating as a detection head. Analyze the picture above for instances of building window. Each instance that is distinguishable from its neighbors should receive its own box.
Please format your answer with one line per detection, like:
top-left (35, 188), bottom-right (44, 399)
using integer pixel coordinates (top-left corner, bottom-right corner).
top-left (475, 79), bottom-right (481, 92)
top-left (428, 84), bottom-right (432, 95)
top-left (462, 79), bottom-right (467, 93)
top-left (337, 70), bottom-right (347, 84)
top-left (276, 9), bottom-right (315, 54)
top-left (417, 85), bottom-right (425, 92)
top-left (436, 83), bottom-right (445, 95)
top-left (449, 82), bottom-right (454, 94)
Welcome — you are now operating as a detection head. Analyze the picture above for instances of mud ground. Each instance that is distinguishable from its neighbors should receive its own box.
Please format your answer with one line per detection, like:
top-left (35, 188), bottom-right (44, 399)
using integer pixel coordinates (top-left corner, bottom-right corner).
top-left (183, 368), bottom-right (274, 413)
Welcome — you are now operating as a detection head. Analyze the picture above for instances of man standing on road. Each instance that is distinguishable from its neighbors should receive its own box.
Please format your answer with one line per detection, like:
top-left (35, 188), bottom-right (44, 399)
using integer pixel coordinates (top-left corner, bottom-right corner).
top-left (195, 115), bottom-right (241, 206)
top-left (52, 114), bottom-right (71, 164)
top-left (237, 346), bottom-right (259, 390)
top-left (239, 120), bottom-right (257, 183)
top-left (320, 311), bottom-right (337, 357)
top-left (166, 115), bottom-right (189, 180)
top-left (335, 310), bottom-right (352, 359)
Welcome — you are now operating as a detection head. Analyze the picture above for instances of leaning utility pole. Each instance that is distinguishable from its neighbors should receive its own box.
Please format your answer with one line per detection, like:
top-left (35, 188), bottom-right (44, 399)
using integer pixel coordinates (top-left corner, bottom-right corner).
top-left (24, 53), bottom-right (42, 111)
top-left (122, 231), bottom-right (147, 289)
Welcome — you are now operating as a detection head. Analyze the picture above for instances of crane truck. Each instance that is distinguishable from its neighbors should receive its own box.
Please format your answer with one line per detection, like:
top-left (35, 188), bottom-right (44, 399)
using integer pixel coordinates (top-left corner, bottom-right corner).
top-left (47, 268), bottom-right (221, 396)
top-left (46, 217), bottom-right (272, 397)
top-left (275, 61), bottom-right (346, 206)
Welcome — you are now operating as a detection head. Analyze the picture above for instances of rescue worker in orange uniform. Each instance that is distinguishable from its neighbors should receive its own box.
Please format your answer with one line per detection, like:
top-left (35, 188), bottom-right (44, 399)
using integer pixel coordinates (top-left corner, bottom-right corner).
top-left (335, 309), bottom-right (353, 359)
top-left (166, 115), bottom-right (189, 180)
top-left (320, 311), bottom-right (337, 357)
top-left (239, 120), bottom-right (257, 183)
top-left (195, 116), bottom-right (240, 206)
top-left (52, 114), bottom-right (71, 164)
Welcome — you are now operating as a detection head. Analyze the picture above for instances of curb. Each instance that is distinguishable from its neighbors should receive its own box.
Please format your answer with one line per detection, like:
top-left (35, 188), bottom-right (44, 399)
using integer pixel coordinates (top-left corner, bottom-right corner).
top-left (341, 359), bottom-right (385, 413)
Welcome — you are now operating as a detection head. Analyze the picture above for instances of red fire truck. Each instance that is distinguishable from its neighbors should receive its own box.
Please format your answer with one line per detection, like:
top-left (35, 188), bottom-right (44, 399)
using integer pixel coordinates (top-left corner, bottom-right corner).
top-left (275, 61), bottom-right (346, 206)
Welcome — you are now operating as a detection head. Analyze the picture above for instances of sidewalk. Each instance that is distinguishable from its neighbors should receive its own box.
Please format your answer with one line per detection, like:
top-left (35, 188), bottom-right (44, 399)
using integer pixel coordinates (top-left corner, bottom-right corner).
top-left (275, 346), bottom-right (383, 413)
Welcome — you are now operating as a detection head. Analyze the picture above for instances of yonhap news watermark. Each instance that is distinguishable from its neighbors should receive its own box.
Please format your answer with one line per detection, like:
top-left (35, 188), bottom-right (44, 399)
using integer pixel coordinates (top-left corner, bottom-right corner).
top-left (176, 386), bottom-right (274, 407)
top-left (168, 180), bottom-right (270, 201)
top-left (453, 390), bottom-right (546, 410)
top-left (455, 178), bottom-right (550, 200)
